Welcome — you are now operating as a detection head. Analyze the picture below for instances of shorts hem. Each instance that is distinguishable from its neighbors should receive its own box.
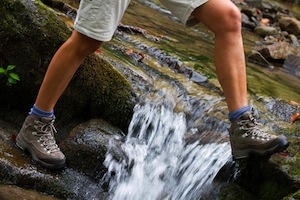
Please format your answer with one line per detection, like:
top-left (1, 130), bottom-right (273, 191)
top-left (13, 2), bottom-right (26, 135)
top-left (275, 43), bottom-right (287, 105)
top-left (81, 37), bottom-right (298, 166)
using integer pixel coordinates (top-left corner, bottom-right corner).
top-left (74, 24), bottom-right (113, 42)
top-left (181, 0), bottom-right (209, 25)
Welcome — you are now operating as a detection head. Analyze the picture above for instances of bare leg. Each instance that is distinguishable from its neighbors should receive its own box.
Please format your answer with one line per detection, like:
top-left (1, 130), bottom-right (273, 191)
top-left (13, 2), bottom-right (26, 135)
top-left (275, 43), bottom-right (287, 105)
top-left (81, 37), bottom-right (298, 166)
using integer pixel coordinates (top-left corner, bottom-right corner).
top-left (35, 31), bottom-right (102, 112)
top-left (192, 0), bottom-right (248, 112)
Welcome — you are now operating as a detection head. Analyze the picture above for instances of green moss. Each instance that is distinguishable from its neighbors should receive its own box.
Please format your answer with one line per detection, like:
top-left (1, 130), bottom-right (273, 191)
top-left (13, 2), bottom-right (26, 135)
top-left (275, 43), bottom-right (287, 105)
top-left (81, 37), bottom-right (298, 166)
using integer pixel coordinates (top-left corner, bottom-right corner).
top-left (219, 183), bottom-right (257, 200)
top-left (247, 63), bottom-right (300, 102)
top-left (57, 54), bottom-right (135, 131)
top-left (290, 189), bottom-right (300, 199)
top-left (259, 179), bottom-right (284, 200)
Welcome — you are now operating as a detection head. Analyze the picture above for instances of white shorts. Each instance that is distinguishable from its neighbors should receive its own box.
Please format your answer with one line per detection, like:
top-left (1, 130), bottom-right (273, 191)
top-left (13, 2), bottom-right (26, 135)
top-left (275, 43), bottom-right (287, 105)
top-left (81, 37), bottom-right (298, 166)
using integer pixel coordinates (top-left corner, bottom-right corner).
top-left (74, 0), bottom-right (209, 42)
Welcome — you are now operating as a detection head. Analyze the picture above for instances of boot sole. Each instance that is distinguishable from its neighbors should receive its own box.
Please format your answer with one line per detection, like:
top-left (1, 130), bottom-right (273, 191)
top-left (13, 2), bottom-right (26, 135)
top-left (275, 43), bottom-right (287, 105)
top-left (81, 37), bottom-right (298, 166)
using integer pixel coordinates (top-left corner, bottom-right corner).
top-left (232, 137), bottom-right (289, 160)
top-left (16, 137), bottom-right (65, 169)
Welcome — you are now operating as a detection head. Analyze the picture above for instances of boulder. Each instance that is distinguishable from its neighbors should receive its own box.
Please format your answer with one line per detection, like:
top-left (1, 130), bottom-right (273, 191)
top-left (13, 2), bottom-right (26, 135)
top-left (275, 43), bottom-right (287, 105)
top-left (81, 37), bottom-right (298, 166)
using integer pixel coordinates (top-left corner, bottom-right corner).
top-left (254, 42), bottom-right (300, 60)
top-left (59, 119), bottom-right (126, 181)
top-left (278, 16), bottom-right (300, 38)
top-left (283, 54), bottom-right (300, 79)
top-left (254, 26), bottom-right (278, 37)
top-left (0, 0), bottom-right (135, 131)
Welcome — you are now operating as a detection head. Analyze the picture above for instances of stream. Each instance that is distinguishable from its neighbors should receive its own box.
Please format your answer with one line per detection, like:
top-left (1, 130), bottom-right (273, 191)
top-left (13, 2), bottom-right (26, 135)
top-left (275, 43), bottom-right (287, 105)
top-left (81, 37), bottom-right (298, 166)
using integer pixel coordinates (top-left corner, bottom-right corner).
top-left (92, 0), bottom-right (300, 199)
top-left (104, 101), bottom-right (231, 200)
top-left (1, 0), bottom-right (299, 199)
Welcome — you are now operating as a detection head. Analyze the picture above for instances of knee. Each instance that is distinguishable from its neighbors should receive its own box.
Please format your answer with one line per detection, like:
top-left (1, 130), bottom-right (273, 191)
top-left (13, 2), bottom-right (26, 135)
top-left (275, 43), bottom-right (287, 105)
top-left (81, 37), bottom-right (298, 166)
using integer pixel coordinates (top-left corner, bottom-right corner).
top-left (78, 40), bottom-right (102, 56)
top-left (213, 6), bottom-right (242, 34)
top-left (69, 31), bottom-right (103, 55)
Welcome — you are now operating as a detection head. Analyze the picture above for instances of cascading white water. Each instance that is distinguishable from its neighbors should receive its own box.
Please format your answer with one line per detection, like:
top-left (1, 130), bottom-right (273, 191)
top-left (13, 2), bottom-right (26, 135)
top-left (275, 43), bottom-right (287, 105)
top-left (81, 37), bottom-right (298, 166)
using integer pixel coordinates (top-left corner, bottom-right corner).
top-left (104, 101), bottom-right (231, 200)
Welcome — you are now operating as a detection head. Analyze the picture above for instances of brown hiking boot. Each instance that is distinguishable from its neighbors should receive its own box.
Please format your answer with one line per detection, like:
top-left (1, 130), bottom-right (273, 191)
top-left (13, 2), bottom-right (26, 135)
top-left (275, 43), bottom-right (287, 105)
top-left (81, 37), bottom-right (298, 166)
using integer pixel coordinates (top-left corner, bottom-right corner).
top-left (16, 115), bottom-right (66, 169)
top-left (228, 110), bottom-right (289, 159)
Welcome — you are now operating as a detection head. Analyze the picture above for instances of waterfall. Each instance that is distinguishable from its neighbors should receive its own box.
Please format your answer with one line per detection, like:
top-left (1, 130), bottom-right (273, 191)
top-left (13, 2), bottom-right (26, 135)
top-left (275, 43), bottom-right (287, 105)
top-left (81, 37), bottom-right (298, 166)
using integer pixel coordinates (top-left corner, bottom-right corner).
top-left (104, 102), bottom-right (231, 200)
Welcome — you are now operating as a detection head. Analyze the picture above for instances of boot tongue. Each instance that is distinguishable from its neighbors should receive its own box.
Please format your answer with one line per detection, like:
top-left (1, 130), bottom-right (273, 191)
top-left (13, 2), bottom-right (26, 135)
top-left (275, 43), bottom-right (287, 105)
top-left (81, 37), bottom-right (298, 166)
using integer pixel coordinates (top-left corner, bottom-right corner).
top-left (40, 117), bottom-right (52, 124)
top-left (241, 111), bottom-right (251, 120)
top-left (40, 116), bottom-right (55, 124)
top-left (241, 111), bottom-right (255, 127)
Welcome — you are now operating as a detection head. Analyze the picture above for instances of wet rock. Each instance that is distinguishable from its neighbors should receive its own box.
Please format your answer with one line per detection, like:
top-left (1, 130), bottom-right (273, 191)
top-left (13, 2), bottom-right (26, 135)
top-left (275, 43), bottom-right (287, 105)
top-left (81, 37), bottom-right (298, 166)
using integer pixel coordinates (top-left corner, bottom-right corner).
top-left (0, 0), bottom-right (135, 132)
top-left (247, 50), bottom-right (272, 68)
top-left (269, 138), bottom-right (300, 185)
top-left (241, 13), bottom-right (256, 30)
top-left (59, 119), bottom-right (126, 181)
top-left (178, 66), bottom-right (207, 83)
top-left (283, 54), bottom-right (300, 79)
top-left (0, 184), bottom-right (59, 200)
top-left (278, 16), bottom-right (300, 38)
top-left (234, 152), bottom-right (298, 200)
top-left (59, 54), bottom-right (136, 132)
top-left (254, 26), bottom-right (278, 37)
top-left (254, 41), bottom-right (300, 60)
top-left (263, 98), bottom-right (300, 123)
top-left (245, 0), bottom-right (288, 15)
top-left (219, 182), bottom-right (258, 200)
top-left (288, 34), bottom-right (300, 47)
top-left (0, 119), bottom-right (109, 199)
top-left (241, 6), bottom-right (260, 20)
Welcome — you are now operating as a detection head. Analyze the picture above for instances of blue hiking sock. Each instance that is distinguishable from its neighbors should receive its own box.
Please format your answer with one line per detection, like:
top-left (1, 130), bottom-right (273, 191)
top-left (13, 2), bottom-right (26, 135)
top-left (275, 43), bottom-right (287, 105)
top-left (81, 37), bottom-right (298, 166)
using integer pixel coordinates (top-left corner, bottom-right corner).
top-left (29, 104), bottom-right (54, 118)
top-left (228, 106), bottom-right (251, 122)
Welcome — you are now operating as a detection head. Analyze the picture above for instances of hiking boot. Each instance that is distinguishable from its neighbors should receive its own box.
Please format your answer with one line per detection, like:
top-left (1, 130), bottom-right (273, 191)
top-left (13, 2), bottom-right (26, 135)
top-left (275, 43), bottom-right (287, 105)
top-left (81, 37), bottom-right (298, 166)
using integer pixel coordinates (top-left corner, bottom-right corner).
top-left (16, 115), bottom-right (66, 169)
top-left (228, 110), bottom-right (289, 159)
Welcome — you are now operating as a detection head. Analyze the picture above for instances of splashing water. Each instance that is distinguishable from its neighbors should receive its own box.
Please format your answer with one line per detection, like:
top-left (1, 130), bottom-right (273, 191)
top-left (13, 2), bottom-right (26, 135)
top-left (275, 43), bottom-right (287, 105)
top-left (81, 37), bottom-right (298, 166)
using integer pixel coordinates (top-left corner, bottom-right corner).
top-left (104, 102), bottom-right (231, 200)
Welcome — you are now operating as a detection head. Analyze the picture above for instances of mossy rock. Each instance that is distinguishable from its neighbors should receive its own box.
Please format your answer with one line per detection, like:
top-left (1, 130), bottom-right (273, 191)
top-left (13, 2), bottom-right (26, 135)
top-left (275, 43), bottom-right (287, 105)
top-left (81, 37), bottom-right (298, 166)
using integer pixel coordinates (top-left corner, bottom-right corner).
top-left (283, 189), bottom-right (300, 200)
top-left (0, 185), bottom-right (60, 200)
top-left (59, 119), bottom-right (126, 182)
top-left (0, 0), bottom-right (71, 116)
top-left (0, 0), bottom-right (135, 131)
top-left (219, 183), bottom-right (257, 200)
top-left (0, 119), bottom-right (110, 199)
top-left (57, 54), bottom-right (135, 132)
top-left (234, 138), bottom-right (300, 200)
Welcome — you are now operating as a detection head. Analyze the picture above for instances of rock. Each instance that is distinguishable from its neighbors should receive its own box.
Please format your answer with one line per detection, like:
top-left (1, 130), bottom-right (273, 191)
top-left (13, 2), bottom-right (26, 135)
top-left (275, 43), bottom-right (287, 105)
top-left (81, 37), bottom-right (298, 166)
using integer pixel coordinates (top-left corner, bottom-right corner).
top-left (0, 0), bottom-right (135, 131)
top-left (288, 34), bottom-right (300, 47)
top-left (254, 26), bottom-right (278, 37)
top-left (178, 66), bottom-right (207, 83)
top-left (283, 54), bottom-right (300, 79)
top-left (241, 6), bottom-right (259, 19)
top-left (241, 13), bottom-right (256, 29)
top-left (247, 50), bottom-right (271, 68)
top-left (59, 119), bottom-right (126, 181)
top-left (219, 183), bottom-right (258, 200)
top-left (0, 119), bottom-right (110, 199)
top-left (234, 151), bottom-right (299, 200)
top-left (278, 16), bottom-right (300, 38)
top-left (57, 54), bottom-right (136, 132)
top-left (254, 42), bottom-right (300, 60)
top-left (0, 184), bottom-right (59, 200)
top-left (264, 98), bottom-right (300, 122)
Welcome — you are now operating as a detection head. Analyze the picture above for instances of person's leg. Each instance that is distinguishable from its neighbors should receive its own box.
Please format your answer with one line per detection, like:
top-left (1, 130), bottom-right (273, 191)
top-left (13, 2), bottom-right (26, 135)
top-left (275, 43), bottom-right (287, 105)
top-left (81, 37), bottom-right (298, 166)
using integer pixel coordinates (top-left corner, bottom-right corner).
top-left (191, 0), bottom-right (247, 113)
top-left (16, 32), bottom-right (102, 169)
top-left (35, 31), bottom-right (102, 112)
top-left (17, 0), bottom-right (131, 169)
top-left (191, 0), bottom-right (288, 159)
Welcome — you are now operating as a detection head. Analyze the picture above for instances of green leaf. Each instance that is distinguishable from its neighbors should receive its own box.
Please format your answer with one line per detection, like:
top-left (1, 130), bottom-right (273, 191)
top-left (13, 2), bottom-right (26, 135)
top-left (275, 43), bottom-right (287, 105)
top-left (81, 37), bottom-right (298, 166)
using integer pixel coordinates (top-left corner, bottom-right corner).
top-left (6, 65), bottom-right (15, 71)
top-left (6, 77), bottom-right (16, 86)
top-left (0, 68), bottom-right (6, 73)
top-left (7, 77), bottom-right (17, 85)
top-left (9, 72), bottom-right (20, 81)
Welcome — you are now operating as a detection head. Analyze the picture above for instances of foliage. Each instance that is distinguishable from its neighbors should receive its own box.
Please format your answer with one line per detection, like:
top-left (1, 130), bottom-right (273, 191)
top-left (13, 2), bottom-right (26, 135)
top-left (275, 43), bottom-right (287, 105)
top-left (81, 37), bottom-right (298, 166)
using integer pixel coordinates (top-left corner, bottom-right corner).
top-left (0, 65), bottom-right (20, 86)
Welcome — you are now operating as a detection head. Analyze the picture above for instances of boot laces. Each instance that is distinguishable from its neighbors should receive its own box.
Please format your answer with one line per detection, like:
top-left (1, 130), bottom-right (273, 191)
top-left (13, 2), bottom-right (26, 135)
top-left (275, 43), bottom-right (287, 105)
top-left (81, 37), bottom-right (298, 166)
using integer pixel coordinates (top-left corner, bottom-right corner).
top-left (239, 114), bottom-right (274, 140)
top-left (33, 119), bottom-right (60, 153)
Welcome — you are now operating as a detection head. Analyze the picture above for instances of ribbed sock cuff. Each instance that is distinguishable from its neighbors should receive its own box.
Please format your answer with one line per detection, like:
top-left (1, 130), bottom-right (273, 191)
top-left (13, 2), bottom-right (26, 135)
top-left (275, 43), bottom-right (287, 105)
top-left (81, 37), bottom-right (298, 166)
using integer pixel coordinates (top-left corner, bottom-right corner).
top-left (29, 104), bottom-right (54, 118)
top-left (228, 106), bottom-right (251, 122)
